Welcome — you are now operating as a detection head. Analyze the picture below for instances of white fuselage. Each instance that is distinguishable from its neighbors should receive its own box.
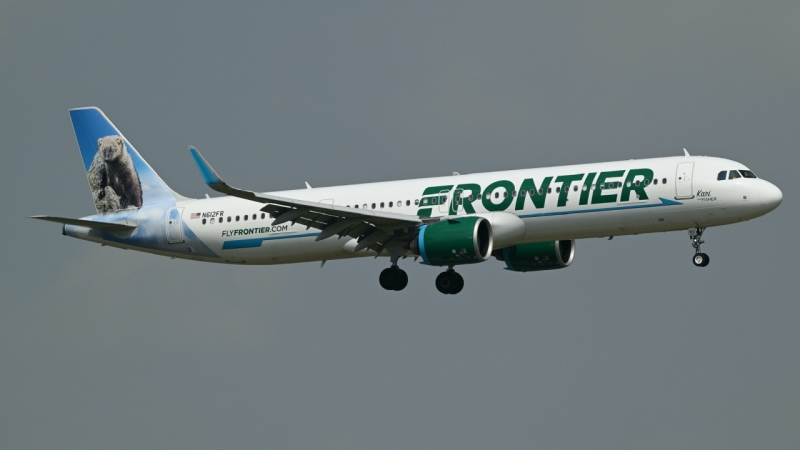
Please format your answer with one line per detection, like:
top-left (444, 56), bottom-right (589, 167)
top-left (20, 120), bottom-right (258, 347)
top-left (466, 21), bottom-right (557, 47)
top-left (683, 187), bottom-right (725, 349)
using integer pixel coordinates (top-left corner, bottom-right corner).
top-left (66, 155), bottom-right (782, 265)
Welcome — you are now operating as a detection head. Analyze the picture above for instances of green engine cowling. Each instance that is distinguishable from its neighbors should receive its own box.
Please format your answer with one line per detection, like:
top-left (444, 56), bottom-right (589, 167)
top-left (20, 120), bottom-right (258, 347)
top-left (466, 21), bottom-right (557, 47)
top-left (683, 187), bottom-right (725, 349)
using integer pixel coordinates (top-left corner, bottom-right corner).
top-left (411, 217), bottom-right (494, 266)
top-left (495, 240), bottom-right (575, 272)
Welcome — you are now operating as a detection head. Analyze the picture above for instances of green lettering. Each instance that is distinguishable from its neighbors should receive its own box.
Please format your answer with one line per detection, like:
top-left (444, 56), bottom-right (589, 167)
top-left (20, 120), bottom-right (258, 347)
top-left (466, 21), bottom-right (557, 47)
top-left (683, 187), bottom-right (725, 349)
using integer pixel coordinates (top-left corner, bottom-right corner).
top-left (579, 172), bottom-right (596, 205)
top-left (620, 168), bottom-right (654, 202)
top-left (451, 183), bottom-right (481, 215)
top-left (482, 180), bottom-right (515, 212)
top-left (416, 185), bottom-right (453, 217)
top-left (554, 174), bottom-right (584, 207)
top-left (591, 170), bottom-right (625, 204)
top-left (515, 177), bottom-right (552, 210)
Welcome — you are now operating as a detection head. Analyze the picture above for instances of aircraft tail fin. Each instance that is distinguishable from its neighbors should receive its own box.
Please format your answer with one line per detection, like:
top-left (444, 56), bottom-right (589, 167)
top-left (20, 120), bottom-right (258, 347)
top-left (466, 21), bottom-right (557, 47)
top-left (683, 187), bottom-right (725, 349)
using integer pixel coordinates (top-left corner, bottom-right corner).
top-left (69, 107), bottom-right (179, 214)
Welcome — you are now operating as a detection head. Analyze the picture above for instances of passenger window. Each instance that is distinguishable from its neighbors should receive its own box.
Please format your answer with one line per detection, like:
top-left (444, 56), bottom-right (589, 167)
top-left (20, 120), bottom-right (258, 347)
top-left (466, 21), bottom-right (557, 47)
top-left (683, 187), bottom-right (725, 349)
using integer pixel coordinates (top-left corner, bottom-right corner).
top-left (406, 200), bottom-right (411, 206)
top-left (555, 187), bottom-right (560, 193)
top-left (512, 190), bottom-right (517, 197)
top-left (227, 216), bottom-right (231, 222)
top-left (520, 190), bottom-right (526, 197)
top-left (414, 199), bottom-right (419, 205)
top-left (634, 180), bottom-right (640, 186)
top-left (740, 170), bottom-right (757, 178)
top-left (202, 218), bottom-right (207, 225)
top-left (537, 189), bottom-right (542, 195)
top-left (644, 179), bottom-right (650, 186)
top-left (503, 191), bottom-right (508, 198)
top-left (729, 170), bottom-right (741, 180)
top-left (494, 192), bottom-right (499, 199)
top-left (547, 188), bottom-right (552, 194)
top-left (440, 196), bottom-right (447, 203)
top-left (389, 201), bottom-right (393, 207)
top-left (372, 203), bottom-right (376, 209)
top-left (582, 185), bottom-right (588, 191)
top-left (363, 203), bottom-right (368, 209)
top-left (380, 202), bottom-right (384, 208)
top-left (573, 185), bottom-right (578, 192)
top-left (261, 213), bottom-right (265, 219)
top-left (236, 216), bottom-right (240, 221)
top-left (717, 171), bottom-right (727, 181)
top-left (662, 178), bottom-right (667, 184)
top-left (210, 218), bottom-right (215, 224)
top-left (243, 215), bottom-right (248, 221)
top-left (653, 179), bottom-right (658, 185)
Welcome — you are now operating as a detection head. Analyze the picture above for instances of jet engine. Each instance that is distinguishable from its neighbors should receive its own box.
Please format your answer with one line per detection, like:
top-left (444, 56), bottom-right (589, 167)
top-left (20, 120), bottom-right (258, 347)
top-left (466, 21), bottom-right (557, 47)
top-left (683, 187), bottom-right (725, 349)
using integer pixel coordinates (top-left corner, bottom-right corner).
top-left (494, 240), bottom-right (575, 272)
top-left (411, 217), bottom-right (493, 266)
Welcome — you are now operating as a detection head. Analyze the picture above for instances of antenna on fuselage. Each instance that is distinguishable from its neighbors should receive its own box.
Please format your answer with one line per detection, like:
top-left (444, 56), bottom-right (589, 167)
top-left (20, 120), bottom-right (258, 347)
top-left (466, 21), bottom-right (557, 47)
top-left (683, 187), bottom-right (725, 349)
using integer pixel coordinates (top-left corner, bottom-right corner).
top-left (683, 148), bottom-right (690, 156)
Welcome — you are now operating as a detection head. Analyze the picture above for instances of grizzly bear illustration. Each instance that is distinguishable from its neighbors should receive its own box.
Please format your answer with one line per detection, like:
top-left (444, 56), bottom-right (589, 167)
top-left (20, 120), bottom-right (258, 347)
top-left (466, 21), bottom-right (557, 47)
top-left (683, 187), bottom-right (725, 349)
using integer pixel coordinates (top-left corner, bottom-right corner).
top-left (87, 136), bottom-right (143, 213)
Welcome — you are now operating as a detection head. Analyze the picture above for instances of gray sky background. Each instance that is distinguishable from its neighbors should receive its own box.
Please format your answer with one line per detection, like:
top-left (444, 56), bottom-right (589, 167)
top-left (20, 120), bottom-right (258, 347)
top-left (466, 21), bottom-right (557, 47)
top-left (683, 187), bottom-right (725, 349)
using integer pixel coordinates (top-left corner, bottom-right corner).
top-left (2, 2), bottom-right (799, 449)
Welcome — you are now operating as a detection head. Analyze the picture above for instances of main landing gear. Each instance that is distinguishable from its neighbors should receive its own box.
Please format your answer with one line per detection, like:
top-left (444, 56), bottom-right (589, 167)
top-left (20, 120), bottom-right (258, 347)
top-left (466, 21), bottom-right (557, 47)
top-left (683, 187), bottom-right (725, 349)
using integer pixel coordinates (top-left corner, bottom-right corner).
top-left (689, 227), bottom-right (710, 267)
top-left (435, 268), bottom-right (464, 295)
top-left (379, 265), bottom-right (408, 291)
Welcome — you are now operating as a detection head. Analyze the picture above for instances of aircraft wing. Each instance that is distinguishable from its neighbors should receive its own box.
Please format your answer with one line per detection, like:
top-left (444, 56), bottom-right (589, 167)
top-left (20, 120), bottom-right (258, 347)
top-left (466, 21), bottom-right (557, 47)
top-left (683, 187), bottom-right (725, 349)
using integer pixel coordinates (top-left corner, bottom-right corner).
top-left (189, 148), bottom-right (423, 255)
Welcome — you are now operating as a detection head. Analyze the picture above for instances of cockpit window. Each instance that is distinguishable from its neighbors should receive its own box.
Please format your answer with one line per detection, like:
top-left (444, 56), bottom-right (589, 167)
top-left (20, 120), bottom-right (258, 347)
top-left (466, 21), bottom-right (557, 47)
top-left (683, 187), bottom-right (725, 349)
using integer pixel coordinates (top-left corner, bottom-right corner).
top-left (740, 170), bottom-right (757, 178)
top-left (717, 171), bottom-right (727, 181)
top-left (728, 170), bottom-right (741, 180)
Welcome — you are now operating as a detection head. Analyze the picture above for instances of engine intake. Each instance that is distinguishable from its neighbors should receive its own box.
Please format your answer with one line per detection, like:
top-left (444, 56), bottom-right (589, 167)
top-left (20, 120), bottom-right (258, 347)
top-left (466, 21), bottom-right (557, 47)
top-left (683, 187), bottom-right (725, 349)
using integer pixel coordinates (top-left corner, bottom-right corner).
top-left (411, 217), bottom-right (493, 266)
top-left (495, 240), bottom-right (575, 272)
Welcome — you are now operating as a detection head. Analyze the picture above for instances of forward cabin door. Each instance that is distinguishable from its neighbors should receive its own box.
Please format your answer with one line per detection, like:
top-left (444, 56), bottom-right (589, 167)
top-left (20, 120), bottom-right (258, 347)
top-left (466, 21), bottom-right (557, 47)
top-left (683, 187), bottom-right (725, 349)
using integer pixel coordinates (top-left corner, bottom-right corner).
top-left (438, 189), bottom-right (451, 215)
top-left (675, 162), bottom-right (695, 199)
top-left (167, 207), bottom-right (184, 243)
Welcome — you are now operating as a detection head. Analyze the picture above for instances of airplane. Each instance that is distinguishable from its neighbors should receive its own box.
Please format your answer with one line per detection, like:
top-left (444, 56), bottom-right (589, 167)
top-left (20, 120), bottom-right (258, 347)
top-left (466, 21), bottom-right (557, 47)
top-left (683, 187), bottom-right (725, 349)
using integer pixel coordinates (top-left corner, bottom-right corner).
top-left (33, 107), bottom-right (783, 294)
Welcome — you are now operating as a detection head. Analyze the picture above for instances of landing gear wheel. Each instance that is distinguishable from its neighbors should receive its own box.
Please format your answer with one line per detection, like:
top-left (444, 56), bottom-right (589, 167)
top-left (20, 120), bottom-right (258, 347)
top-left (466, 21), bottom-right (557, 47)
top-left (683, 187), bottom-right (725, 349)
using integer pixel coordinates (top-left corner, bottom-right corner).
top-left (380, 267), bottom-right (408, 291)
top-left (435, 270), bottom-right (464, 295)
top-left (688, 227), bottom-right (710, 268)
top-left (396, 269), bottom-right (409, 290)
top-left (692, 253), bottom-right (710, 267)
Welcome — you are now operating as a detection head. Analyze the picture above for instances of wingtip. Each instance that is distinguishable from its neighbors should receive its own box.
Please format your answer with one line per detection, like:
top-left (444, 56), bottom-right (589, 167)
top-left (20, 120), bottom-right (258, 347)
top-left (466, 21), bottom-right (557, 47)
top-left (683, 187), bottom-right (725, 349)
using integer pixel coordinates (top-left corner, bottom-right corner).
top-left (188, 147), bottom-right (222, 186)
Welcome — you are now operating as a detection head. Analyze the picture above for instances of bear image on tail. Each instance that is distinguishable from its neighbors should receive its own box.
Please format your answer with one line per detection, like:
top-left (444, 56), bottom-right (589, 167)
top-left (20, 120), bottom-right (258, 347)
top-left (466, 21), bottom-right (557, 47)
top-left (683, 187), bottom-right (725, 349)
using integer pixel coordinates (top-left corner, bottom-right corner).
top-left (87, 136), bottom-right (143, 213)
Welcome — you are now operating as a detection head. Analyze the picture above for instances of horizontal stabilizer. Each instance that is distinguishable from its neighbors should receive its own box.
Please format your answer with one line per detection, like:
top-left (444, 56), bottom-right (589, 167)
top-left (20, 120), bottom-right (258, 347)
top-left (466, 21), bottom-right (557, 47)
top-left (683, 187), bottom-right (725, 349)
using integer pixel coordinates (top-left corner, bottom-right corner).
top-left (30, 215), bottom-right (137, 232)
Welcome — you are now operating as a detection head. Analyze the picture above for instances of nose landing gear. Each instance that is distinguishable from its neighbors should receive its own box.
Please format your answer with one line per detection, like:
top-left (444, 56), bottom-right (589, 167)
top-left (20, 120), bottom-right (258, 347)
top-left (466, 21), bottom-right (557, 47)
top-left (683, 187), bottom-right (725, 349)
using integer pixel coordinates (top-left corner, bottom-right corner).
top-left (689, 227), bottom-right (710, 267)
top-left (435, 268), bottom-right (464, 295)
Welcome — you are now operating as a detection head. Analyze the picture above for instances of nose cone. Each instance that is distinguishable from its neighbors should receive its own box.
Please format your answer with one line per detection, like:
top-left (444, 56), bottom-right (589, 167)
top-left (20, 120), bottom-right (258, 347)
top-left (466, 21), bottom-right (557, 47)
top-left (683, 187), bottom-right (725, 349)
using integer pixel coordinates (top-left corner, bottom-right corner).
top-left (760, 181), bottom-right (783, 213)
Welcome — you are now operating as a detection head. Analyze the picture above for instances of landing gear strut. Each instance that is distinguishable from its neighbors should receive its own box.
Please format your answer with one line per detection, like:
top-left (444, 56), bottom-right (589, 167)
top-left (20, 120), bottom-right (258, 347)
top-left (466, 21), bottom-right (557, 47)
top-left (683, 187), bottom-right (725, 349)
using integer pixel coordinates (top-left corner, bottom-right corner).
top-left (689, 227), bottom-right (710, 267)
top-left (435, 267), bottom-right (464, 295)
top-left (379, 265), bottom-right (408, 291)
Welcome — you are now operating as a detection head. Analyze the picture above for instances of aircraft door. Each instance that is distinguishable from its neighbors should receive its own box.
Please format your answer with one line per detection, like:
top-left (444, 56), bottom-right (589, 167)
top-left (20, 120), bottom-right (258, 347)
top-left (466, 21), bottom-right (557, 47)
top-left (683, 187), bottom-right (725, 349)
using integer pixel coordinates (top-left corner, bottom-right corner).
top-left (452, 188), bottom-right (465, 214)
top-left (167, 207), bottom-right (184, 243)
top-left (675, 162), bottom-right (695, 199)
top-left (438, 189), bottom-right (452, 214)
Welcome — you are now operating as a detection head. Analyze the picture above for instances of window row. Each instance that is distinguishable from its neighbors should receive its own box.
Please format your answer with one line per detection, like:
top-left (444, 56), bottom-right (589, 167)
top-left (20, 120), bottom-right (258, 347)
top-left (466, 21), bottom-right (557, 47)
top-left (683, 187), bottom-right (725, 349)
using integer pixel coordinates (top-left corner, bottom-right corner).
top-left (202, 212), bottom-right (267, 225)
top-left (199, 176), bottom-right (672, 221)
top-left (717, 170), bottom-right (757, 181)
top-left (346, 200), bottom-right (414, 210)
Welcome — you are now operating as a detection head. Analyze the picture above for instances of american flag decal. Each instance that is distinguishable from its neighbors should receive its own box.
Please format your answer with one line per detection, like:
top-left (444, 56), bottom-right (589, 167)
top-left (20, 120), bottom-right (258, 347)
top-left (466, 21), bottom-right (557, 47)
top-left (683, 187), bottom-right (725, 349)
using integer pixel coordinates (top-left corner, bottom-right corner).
top-left (190, 213), bottom-right (201, 220)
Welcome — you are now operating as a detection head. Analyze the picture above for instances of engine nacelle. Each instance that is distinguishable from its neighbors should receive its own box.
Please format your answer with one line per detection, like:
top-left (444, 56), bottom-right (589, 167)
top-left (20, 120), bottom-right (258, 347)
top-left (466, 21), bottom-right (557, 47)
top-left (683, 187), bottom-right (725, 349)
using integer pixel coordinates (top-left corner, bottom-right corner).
top-left (411, 217), bottom-right (494, 266)
top-left (495, 240), bottom-right (575, 272)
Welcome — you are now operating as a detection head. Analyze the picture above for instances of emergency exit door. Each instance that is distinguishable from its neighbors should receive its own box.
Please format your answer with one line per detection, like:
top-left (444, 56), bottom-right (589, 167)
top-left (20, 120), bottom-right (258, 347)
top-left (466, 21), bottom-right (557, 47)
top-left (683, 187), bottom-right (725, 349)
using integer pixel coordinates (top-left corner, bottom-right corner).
top-left (675, 162), bottom-right (695, 199)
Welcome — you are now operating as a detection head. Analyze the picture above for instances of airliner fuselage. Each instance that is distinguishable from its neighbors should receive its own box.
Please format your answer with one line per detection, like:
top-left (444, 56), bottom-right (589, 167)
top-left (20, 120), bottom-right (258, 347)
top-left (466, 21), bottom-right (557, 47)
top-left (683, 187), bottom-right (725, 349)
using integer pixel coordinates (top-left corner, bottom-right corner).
top-left (35, 108), bottom-right (782, 294)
